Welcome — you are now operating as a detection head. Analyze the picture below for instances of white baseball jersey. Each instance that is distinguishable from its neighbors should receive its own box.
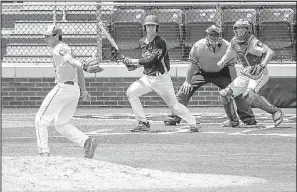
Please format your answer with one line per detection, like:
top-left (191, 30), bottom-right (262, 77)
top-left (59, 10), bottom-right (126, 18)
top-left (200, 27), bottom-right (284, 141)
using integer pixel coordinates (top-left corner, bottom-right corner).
top-left (35, 42), bottom-right (88, 154)
top-left (52, 42), bottom-right (78, 83)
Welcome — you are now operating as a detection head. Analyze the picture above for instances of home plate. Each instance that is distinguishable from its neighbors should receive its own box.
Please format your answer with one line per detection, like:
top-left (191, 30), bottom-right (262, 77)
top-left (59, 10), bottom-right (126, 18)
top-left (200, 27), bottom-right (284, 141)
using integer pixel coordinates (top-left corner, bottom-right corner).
top-left (2, 156), bottom-right (266, 191)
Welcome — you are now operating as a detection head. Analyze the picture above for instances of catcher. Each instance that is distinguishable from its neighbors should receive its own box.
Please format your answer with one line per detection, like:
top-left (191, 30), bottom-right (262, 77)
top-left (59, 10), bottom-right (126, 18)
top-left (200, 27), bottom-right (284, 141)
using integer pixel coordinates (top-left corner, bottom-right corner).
top-left (217, 19), bottom-right (283, 127)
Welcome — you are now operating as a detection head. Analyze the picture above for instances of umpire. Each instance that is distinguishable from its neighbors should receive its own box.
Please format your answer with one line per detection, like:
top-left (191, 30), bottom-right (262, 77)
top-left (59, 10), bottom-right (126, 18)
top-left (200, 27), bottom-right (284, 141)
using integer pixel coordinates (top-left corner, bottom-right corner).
top-left (165, 25), bottom-right (257, 127)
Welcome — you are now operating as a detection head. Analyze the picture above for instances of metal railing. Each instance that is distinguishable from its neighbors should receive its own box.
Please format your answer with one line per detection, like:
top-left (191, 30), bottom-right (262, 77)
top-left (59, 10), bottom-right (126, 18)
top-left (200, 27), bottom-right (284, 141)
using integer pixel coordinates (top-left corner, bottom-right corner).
top-left (1, 2), bottom-right (296, 64)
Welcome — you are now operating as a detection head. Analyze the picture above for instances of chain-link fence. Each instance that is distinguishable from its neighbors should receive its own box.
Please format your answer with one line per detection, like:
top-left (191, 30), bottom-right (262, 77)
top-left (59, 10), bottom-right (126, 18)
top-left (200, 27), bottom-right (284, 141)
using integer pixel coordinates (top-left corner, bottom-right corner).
top-left (1, 2), bottom-right (296, 64)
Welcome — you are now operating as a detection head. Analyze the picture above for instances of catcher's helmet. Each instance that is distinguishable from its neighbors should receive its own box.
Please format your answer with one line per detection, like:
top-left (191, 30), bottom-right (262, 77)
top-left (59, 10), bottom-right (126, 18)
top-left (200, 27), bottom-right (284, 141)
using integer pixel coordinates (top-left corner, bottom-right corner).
top-left (143, 15), bottom-right (159, 26)
top-left (233, 19), bottom-right (252, 42)
top-left (205, 25), bottom-right (222, 45)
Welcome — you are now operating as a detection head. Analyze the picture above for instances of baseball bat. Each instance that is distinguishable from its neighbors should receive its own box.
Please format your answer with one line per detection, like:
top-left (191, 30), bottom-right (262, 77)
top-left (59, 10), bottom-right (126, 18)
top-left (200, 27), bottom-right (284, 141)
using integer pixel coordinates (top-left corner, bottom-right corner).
top-left (98, 22), bottom-right (119, 51)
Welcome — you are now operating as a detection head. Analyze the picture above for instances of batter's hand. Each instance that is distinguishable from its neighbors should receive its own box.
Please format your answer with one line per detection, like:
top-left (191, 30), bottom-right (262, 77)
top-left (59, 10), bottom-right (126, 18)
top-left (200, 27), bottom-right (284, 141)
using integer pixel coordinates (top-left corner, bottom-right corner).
top-left (181, 81), bottom-right (193, 95)
top-left (82, 91), bottom-right (90, 101)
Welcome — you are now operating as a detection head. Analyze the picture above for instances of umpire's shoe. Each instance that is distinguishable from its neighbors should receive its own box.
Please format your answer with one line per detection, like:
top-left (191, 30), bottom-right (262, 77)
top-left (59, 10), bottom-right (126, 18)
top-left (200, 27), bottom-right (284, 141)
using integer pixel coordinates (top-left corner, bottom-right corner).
top-left (131, 121), bottom-right (150, 132)
top-left (272, 109), bottom-right (283, 127)
top-left (222, 119), bottom-right (240, 127)
top-left (243, 119), bottom-right (257, 126)
top-left (190, 123), bottom-right (201, 132)
top-left (39, 152), bottom-right (50, 157)
top-left (84, 137), bottom-right (98, 159)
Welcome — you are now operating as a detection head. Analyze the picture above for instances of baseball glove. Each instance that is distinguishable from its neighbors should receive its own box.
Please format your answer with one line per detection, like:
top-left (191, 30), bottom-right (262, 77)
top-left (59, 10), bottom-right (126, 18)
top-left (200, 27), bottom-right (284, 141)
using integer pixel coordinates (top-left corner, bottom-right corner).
top-left (240, 65), bottom-right (265, 80)
top-left (123, 57), bottom-right (138, 71)
top-left (82, 57), bottom-right (104, 73)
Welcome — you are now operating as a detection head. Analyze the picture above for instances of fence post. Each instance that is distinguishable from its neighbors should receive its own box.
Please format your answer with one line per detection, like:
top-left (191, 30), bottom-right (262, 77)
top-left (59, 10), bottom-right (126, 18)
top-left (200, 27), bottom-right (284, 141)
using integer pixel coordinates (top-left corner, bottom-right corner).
top-left (53, 4), bottom-right (56, 24)
top-left (96, 3), bottom-right (102, 62)
top-left (215, 3), bottom-right (223, 27)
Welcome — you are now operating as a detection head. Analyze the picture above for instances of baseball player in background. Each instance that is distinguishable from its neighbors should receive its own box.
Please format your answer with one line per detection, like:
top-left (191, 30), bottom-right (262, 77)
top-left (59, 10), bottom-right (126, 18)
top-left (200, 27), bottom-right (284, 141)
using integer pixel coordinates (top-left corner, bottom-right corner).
top-left (217, 19), bottom-right (283, 127)
top-left (122, 15), bottom-right (201, 132)
top-left (35, 25), bottom-right (99, 158)
top-left (165, 25), bottom-right (257, 127)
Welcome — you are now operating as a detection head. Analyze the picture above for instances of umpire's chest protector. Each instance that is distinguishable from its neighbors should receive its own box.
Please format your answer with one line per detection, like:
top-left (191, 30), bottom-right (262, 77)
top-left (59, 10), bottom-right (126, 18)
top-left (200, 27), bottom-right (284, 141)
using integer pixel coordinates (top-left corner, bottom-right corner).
top-left (231, 35), bottom-right (267, 67)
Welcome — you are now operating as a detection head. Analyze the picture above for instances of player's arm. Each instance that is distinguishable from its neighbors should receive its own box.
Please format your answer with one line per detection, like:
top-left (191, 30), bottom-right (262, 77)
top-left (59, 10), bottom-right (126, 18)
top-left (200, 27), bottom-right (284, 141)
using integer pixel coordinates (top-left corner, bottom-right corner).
top-left (54, 47), bottom-right (83, 68)
top-left (181, 45), bottom-right (199, 94)
top-left (217, 43), bottom-right (234, 69)
top-left (77, 67), bottom-right (90, 101)
top-left (258, 43), bottom-right (275, 68)
top-left (138, 39), bottom-right (167, 66)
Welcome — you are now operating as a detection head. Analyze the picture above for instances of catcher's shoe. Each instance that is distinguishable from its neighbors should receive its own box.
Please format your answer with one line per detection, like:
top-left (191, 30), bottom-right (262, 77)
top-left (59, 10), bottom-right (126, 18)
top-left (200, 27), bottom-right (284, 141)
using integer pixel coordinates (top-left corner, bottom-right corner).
top-left (243, 119), bottom-right (257, 126)
top-left (130, 121), bottom-right (150, 132)
top-left (39, 152), bottom-right (50, 157)
top-left (222, 119), bottom-right (240, 127)
top-left (84, 137), bottom-right (98, 159)
top-left (272, 109), bottom-right (284, 127)
top-left (190, 123), bottom-right (201, 132)
top-left (164, 118), bottom-right (180, 126)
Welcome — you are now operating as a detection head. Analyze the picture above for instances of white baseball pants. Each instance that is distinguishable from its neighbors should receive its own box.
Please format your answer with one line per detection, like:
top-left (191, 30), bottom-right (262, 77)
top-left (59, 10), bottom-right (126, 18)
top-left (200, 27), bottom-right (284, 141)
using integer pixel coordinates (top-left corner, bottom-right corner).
top-left (35, 83), bottom-right (88, 154)
top-left (126, 73), bottom-right (197, 125)
top-left (229, 68), bottom-right (269, 97)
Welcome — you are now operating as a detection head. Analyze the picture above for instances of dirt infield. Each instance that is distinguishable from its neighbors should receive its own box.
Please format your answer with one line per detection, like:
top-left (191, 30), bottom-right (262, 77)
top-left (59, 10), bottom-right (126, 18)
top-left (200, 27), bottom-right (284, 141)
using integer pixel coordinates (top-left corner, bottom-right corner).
top-left (2, 107), bottom-right (296, 192)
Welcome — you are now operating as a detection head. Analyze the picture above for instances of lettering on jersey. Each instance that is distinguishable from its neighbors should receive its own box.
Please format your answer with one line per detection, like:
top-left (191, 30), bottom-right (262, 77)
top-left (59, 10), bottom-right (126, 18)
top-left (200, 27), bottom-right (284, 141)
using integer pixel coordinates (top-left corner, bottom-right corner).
top-left (59, 50), bottom-right (67, 56)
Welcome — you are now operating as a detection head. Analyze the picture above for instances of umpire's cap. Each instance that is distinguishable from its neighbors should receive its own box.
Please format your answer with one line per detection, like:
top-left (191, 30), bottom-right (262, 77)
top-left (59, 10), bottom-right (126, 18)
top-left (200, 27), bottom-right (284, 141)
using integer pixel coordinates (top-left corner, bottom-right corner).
top-left (43, 24), bottom-right (62, 36)
top-left (143, 15), bottom-right (159, 26)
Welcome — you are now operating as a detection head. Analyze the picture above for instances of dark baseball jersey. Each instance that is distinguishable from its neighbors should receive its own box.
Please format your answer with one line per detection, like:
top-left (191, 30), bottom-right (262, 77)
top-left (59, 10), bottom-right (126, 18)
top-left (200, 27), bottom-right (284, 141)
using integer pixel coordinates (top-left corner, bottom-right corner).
top-left (138, 35), bottom-right (170, 76)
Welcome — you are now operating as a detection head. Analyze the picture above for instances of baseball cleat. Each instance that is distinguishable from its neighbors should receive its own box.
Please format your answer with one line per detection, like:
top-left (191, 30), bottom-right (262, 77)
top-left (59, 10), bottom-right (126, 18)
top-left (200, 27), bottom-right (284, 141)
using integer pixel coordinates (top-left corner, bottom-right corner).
top-left (130, 121), bottom-right (150, 132)
top-left (272, 109), bottom-right (284, 127)
top-left (39, 152), bottom-right (50, 157)
top-left (222, 119), bottom-right (240, 127)
top-left (190, 123), bottom-right (201, 132)
top-left (243, 119), bottom-right (257, 126)
top-left (84, 137), bottom-right (98, 159)
top-left (164, 118), bottom-right (180, 126)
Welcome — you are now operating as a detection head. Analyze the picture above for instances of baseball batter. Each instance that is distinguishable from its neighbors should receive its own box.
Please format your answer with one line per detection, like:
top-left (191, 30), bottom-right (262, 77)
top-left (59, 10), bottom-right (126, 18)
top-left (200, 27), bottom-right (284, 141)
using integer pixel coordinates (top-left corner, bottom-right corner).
top-left (217, 19), bottom-right (283, 127)
top-left (123, 15), bottom-right (201, 132)
top-left (35, 25), bottom-right (98, 158)
top-left (165, 25), bottom-right (257, 127)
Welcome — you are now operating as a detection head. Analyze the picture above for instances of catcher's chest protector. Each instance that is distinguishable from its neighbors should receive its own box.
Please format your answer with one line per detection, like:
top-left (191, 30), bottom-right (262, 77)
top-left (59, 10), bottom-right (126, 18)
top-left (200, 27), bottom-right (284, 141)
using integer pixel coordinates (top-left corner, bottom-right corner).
top-left (231, 35), bottom-right (265, 67)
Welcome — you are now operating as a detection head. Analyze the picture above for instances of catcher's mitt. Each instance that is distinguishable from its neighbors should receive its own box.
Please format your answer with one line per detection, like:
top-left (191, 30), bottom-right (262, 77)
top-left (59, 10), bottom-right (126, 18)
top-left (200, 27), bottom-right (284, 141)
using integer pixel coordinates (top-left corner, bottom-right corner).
top-left (82, 57), bottom-right (104, 73)
top-left (123, 57), bottom-right (138, 71)
top-left (240, 64), bottom-right (265, 80)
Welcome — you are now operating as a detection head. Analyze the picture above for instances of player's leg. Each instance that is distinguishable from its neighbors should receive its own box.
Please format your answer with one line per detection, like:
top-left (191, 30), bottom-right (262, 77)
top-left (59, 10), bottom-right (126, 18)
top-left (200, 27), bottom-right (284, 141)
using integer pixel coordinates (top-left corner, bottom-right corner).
top-left (126, 75), bottom-right (152, 131)
top-left (212, 68), bottom-right (256, 126)
top-left (153, 74), bottom-right (200, 132)
top-left (165, 74), bottom-right (206, 126)
top-left (35, 85), bottom-right (65, 155)
top-left (219, 75), bottom-right (250, 127)
top-left (243, 69), bottom-right (283, 126)
top-left (54, 84), bottom-right (97, 158)
top-left (165, 85), bottom-right (200, 125)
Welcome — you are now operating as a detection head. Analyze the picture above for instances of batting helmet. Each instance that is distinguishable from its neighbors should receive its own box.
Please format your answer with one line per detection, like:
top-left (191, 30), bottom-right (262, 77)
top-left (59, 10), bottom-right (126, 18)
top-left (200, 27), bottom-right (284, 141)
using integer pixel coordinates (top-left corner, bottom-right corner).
top-left (205, 25), bottom-right (222, 45)
top-left (143, 15), bottom-right (159, 26)
top-left (233, 19), bottom-right (252, 42)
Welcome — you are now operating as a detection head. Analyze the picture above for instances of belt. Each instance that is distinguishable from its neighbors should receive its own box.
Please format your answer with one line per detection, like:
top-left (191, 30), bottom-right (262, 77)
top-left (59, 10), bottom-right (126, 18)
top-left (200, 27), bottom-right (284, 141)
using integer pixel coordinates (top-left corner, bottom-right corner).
top-left (64, 81), bottom-right (74, 85)
top-left (144, 71), bottom-right (165, 76)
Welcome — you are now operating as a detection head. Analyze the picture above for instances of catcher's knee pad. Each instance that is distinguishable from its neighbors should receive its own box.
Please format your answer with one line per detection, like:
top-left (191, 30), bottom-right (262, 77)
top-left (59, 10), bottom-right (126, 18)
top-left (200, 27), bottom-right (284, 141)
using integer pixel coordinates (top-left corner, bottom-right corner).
top-left (219, 87), bottom-right (233, 104)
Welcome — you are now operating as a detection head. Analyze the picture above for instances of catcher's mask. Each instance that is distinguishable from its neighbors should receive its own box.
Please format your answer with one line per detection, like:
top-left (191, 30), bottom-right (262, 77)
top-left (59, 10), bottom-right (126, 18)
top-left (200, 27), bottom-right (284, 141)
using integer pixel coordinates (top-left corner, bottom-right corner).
top-left (205, 25), bottom-right (222, 46)
top-left (143, 15), bottom-right (159, 33)
top-left (233, 19), bottom-right (252, 43)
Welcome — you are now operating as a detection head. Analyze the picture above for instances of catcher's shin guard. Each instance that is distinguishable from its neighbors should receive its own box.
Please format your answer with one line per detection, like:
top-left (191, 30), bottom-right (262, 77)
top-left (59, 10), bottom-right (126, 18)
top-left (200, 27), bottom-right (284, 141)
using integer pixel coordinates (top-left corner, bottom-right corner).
top-left (219, 87), bottom-right (239, 122)
top-left (245, 90), bottom-right (278, 114)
